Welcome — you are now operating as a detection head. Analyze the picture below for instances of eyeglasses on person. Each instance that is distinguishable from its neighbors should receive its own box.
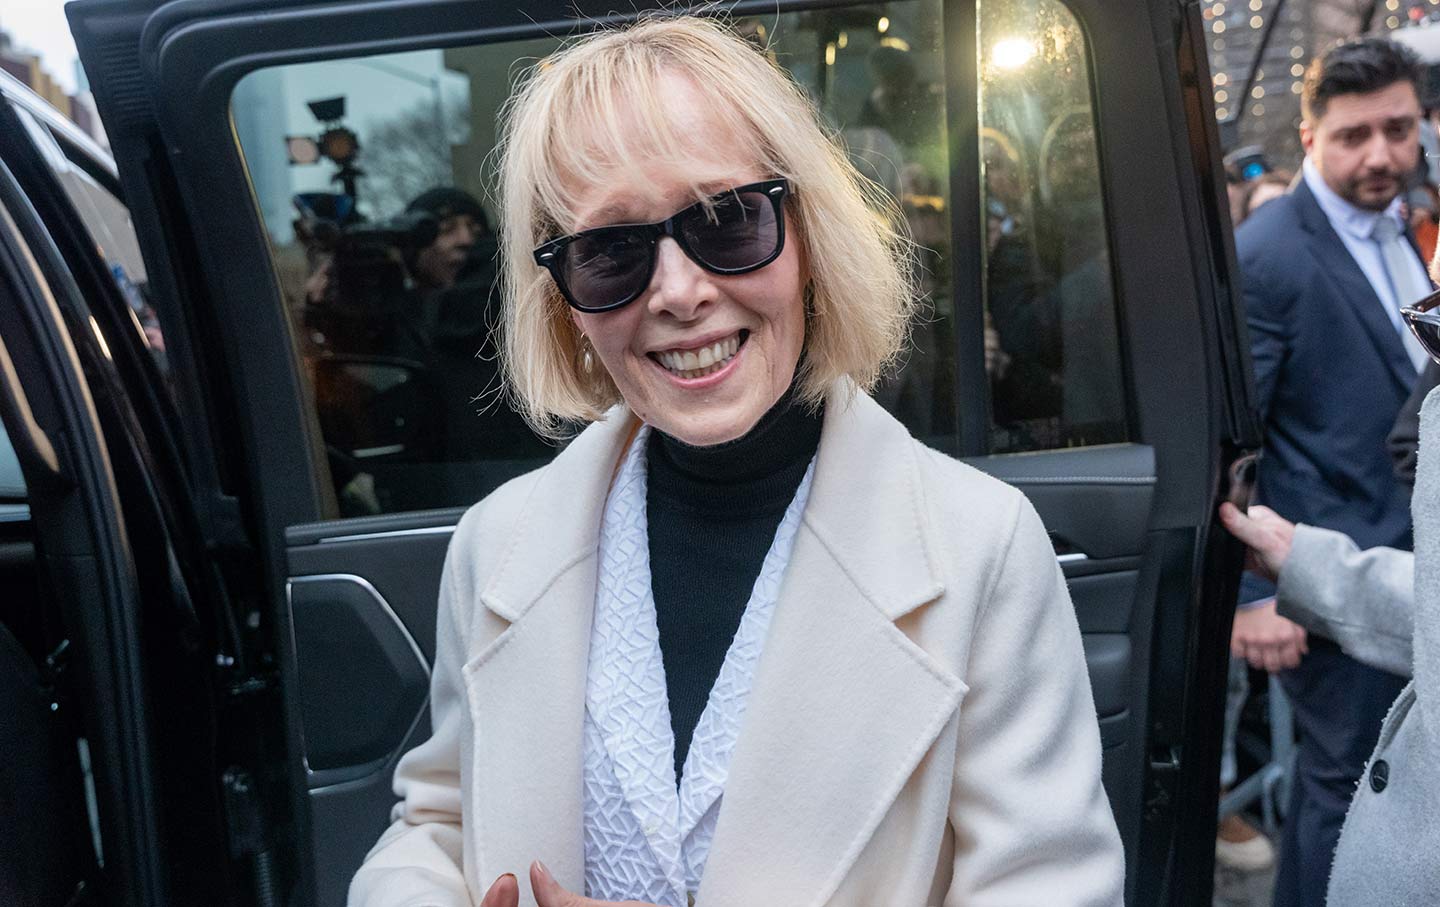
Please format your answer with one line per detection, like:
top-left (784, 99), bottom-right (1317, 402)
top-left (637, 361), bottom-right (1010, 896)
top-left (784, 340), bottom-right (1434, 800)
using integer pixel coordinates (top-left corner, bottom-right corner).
top-left (1402, 286), bottom-right (1440, 365)
top-left (533, 178), bottom-right (790, 313)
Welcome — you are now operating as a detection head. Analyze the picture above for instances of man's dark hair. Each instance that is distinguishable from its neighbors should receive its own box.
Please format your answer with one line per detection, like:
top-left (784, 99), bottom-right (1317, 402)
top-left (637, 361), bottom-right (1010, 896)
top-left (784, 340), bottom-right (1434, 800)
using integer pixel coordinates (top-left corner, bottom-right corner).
top-left (1302, 37), bottom-right (1422, 122)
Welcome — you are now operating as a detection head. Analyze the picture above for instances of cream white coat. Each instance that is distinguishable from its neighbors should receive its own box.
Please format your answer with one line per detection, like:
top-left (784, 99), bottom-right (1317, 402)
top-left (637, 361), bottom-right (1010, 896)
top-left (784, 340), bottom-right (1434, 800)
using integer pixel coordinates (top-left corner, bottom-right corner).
top-left (349, 385), bottom-right (1125, 907)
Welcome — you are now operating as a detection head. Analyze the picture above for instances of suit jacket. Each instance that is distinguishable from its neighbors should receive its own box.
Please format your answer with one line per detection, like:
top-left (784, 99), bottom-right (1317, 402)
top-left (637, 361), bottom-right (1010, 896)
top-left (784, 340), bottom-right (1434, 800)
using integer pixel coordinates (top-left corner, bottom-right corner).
top-left (1272, 385), bottom-right (1440, 905)
top-left (349, 384), bottom-right (1124, 907)
top-left (1236, 178), bottom-right (1418, 603)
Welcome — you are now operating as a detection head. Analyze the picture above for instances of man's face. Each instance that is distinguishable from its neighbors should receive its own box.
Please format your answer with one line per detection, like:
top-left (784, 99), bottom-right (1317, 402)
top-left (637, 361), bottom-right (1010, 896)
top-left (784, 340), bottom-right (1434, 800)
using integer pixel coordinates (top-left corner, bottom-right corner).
top-left (1302, 80), bottom-right (1422, 212)
top-left (414, 213), bottom-right (480, 290)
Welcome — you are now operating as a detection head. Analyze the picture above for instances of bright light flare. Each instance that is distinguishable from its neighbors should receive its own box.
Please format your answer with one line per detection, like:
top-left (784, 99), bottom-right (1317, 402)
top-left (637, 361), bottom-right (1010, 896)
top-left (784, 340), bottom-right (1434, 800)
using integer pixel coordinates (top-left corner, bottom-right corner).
top-left (991, 38), bottom-right (1037, 70)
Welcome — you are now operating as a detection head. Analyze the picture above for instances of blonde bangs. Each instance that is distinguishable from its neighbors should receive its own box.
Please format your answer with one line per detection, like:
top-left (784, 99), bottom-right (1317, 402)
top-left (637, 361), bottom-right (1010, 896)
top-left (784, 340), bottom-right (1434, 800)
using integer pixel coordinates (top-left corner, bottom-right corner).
top-left (497, 15), bottom-right (918, 439)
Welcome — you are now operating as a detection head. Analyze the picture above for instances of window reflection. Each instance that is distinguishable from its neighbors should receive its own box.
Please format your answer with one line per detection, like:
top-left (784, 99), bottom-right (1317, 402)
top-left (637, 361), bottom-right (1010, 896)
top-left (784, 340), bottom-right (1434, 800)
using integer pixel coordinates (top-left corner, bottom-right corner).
top-left (979, 0), bottom-right (1126, 452)
top-left (231, 0), bottom-right (1128, 516)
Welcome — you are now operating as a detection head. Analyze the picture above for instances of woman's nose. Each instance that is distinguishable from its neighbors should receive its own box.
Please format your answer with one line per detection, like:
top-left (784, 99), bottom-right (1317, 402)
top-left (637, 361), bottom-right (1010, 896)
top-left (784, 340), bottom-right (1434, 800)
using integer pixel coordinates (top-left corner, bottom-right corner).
top-left (646, 237), bottom-right (715, 320)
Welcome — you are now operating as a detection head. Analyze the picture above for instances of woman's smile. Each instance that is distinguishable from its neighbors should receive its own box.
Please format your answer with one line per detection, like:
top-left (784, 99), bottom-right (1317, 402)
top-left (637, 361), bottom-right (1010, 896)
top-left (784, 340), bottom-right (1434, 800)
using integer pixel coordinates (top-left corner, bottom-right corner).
top-left (649, 330), bottom-right (747, 382)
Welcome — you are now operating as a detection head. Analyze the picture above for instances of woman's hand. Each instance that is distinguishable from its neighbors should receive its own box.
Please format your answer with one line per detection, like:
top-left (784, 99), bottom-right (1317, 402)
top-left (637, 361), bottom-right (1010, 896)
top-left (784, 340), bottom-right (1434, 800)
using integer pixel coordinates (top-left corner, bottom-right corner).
top-left (478, 862), bottom-right (661, 907)
top-left (1218, 502), bottom-right (1295, 583)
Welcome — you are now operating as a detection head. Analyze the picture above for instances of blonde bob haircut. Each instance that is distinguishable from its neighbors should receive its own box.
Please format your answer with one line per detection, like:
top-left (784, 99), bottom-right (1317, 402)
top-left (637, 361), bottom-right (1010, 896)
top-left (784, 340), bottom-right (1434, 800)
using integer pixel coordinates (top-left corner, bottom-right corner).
top-left (496, 14), bottom-right (918, 438)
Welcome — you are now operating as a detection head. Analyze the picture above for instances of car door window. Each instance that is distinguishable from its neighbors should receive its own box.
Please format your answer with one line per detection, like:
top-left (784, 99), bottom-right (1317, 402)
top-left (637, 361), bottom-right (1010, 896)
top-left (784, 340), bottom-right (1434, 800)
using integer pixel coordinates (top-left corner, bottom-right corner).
top-left (232, 0), bottom-right (1126, 518)
top-left (0, 425), bottom-right (24, 522)
top-left (12, 107), bottom-right (169, 375)
top-left (979, 0), bottom-right (1125, 453)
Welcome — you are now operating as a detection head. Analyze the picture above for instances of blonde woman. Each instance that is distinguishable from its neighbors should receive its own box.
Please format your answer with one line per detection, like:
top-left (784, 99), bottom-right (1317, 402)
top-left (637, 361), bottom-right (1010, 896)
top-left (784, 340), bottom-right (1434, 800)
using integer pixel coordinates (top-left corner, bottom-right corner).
top-left (350, 15), bottom-right (1122, 907)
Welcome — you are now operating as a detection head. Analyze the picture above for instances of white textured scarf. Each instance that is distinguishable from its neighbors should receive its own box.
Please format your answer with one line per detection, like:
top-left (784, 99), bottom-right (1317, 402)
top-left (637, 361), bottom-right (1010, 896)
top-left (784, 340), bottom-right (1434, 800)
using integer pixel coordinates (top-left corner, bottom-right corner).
top-left (582, 424), bottom-right (815, 906)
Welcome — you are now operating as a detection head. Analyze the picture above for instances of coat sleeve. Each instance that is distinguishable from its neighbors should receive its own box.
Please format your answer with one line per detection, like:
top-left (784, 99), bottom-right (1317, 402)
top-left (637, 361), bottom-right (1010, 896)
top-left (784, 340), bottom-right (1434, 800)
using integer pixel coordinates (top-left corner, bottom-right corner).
top-left (944, 497), bottom-right (1125, 907)
top-left (349, 540), bottom-right (474, 907)
top-left (1235, 229), bottom-right (1294, 606)
top-left (1276, 525), bottom-right (1414, 678)
top-left (1408, 386), bottom-right (1440, 756)
top-left (1236, 224), bottom-right (1294, 427)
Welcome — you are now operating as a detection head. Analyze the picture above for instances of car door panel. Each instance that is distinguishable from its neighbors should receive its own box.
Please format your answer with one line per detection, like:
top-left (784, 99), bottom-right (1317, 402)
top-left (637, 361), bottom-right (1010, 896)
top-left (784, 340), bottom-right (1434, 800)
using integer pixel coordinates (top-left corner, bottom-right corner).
top-left (285, 526), bottom-right (454, 906)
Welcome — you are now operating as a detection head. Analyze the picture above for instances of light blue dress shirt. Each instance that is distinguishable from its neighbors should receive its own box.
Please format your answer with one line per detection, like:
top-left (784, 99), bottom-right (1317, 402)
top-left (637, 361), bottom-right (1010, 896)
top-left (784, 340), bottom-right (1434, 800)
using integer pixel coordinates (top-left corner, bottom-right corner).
top-left (1302, 157), bottom-right (1430, 338)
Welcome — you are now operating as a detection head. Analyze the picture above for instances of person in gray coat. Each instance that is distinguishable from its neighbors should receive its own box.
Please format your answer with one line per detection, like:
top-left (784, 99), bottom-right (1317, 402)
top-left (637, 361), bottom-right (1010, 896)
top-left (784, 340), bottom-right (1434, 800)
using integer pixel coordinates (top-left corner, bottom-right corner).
top-left (1219, 388), bottom-right (1440, 904)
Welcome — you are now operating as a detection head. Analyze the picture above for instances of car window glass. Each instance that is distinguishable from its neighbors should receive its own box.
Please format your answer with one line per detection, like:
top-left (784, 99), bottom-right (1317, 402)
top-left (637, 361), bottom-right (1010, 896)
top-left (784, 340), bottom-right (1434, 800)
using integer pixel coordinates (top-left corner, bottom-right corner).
top-left (13, 107), bottom-right (169, 375)
top-left (979, 0), bottom-right (1127, 452)
top-left (0, 424), bottom-right (24, 502)
top-left (232, 0), bottom-right (1127, 517)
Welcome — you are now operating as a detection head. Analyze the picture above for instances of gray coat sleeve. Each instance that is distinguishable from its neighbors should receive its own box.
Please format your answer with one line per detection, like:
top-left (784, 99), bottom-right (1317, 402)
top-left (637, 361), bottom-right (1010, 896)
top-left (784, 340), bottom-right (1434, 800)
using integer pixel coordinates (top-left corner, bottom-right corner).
top-left (1275, 524), bottom-right (1414, 678)
top-left (1409, 386), bottom-right (1440, 755)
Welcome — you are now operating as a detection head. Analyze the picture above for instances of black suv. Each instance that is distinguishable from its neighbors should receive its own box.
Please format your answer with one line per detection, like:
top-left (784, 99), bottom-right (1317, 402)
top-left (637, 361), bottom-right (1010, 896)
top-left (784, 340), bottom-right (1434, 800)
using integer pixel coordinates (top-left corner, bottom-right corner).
top-left (0, 1), bottom-right (1258, 904)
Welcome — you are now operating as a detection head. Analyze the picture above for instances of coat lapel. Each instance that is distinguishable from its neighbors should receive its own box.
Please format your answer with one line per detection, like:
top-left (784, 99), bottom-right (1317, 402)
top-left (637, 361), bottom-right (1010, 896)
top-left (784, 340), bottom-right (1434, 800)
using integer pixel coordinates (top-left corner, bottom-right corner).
top-left (1293, 180), bottom-right (1416, 392)
top-left (462, 409), bottom-right (637, 902)
top-left (697, 390), bottom-right (966, 907)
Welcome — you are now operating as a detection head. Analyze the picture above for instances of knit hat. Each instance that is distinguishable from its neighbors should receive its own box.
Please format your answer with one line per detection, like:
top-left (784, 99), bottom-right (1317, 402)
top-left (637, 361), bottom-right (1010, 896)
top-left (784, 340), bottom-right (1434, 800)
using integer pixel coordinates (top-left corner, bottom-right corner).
top-left (404, 187), bottom-right (490, 235)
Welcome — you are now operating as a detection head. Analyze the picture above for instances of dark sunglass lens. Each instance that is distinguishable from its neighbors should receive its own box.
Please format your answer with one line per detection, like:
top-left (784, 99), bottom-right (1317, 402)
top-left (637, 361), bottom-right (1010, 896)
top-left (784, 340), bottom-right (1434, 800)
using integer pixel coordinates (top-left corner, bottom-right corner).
top-left (561, 230), bottom-right (651, 309)
top-left (1409, 316), bottom-right (1440, 364)
top-left (682, 190), bottom-right (779, 271)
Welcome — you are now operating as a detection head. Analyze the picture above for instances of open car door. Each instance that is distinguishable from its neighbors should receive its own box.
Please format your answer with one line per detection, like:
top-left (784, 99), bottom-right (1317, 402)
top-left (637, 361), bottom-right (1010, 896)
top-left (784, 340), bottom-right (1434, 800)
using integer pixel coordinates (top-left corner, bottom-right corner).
top-left (67, 0), bottom-right (1260, 903)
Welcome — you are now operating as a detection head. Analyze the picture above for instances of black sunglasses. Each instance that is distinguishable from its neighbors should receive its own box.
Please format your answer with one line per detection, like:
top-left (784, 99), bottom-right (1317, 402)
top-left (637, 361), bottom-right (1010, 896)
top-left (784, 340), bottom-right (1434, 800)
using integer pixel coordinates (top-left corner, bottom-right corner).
top-left (1402, 286), bottom-right (1440, 365)
top-left (533, 178), bottom-right (790, 313)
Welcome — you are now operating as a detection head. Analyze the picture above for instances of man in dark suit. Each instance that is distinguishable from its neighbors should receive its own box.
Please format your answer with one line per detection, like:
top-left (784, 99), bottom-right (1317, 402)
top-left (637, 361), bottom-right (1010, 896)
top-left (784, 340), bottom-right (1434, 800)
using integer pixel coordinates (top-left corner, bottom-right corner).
top-left (1232, 38), bottom-right (1428, 907)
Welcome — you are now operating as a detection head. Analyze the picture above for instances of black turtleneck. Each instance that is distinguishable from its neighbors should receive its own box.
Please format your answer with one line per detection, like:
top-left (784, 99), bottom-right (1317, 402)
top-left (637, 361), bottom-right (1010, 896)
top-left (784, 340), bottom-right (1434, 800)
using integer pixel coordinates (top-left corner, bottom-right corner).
top-left (646, 385), bottom-right (823, 782)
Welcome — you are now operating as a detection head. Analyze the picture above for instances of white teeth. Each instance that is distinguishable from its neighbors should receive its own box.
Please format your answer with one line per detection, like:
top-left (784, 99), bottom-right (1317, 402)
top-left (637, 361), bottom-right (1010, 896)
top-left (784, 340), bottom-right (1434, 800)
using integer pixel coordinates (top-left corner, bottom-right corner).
top-left (654, 332), bottom-right (743, 379)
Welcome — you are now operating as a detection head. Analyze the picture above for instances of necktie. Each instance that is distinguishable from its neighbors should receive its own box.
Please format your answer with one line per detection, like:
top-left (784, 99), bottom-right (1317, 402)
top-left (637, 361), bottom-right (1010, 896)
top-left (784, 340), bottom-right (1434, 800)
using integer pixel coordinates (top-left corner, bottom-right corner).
top-left (1371, 215), bottom-right (1430, 372)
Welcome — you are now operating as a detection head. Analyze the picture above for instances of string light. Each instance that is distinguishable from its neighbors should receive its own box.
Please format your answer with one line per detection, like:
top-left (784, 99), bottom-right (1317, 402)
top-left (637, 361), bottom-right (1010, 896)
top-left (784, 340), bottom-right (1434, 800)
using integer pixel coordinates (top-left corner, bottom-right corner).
top-left (1291, 82), bottom-right (1303, 94)
top-left (1251, 15), bottom-right (1264, 27)
top-left (1387, 15), bottom-right (1400, 27)
top-left (1291, 45), bottom-right (1305, 59)
top-left (1217, 107), bottom-right (1230, 118)
top-left (1252, 85), bottom-right (1265, 99)
top-left (1215, 72), bottom-right (1229, 85)
top-left (1216, 90), bottom-right (1229, 102)
top-left (1253, 103), bottom-right (1265, 116)
top-left (1291, 63), bottom-right (1304, 76)
top-left (1249, 0), bottom-right (1263, 9)
top-left (1214, 20), bottom-right (1227, 32)
top-left (1215, 38), bottom-right (1227, 50)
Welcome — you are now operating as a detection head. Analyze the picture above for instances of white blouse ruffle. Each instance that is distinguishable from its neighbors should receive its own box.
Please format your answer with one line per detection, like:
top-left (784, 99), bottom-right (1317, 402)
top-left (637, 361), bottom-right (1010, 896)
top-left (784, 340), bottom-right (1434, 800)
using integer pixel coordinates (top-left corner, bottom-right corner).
top-left (583, 425), bottom-right (815, 906)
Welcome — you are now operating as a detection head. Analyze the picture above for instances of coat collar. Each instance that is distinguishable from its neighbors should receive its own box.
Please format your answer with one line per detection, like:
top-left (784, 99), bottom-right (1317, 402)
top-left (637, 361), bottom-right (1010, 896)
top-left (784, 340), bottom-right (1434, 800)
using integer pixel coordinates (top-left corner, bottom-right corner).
top-left (468, 383), bottom-right (964, 905)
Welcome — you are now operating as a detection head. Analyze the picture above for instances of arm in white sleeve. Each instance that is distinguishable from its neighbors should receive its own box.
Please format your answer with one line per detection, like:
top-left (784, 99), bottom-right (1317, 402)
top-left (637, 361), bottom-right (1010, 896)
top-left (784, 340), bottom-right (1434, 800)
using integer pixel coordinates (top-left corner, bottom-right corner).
top-left (944, 498), bottom-right (1125, 906)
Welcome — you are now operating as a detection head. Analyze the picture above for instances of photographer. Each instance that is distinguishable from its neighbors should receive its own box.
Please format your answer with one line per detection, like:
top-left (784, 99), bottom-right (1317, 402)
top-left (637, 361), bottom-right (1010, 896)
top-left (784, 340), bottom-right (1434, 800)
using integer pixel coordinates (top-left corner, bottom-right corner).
top-left (404, 187), bottom-right (487, 295)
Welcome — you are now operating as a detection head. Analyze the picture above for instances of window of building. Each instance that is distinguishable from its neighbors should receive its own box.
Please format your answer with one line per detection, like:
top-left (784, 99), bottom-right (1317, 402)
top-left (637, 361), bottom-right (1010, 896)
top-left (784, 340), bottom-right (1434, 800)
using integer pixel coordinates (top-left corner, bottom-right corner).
top-left (232, 0), bottom-right (1126, 516)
